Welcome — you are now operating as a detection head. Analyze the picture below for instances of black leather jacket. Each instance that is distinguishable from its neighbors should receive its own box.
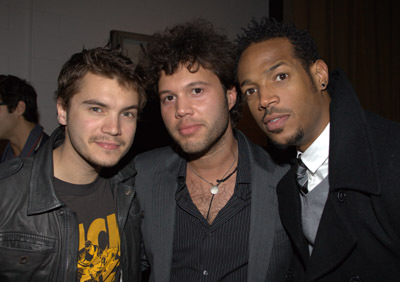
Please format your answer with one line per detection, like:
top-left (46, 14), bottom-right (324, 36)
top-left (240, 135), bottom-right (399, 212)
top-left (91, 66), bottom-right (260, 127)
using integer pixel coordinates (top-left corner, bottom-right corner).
top-left (0, 127), bottom-right (141, 281)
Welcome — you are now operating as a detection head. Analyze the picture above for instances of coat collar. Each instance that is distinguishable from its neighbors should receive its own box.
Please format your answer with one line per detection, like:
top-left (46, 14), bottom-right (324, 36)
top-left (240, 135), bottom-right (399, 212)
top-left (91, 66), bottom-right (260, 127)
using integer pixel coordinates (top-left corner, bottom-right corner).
top-left (328, 69), bottom-right (380, 195)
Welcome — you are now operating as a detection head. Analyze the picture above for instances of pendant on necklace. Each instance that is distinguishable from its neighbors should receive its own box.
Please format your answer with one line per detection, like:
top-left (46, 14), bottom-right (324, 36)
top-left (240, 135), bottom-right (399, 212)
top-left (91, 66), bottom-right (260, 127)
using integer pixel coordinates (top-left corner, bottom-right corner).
top-left (210, 185), bottom-right (219, 195)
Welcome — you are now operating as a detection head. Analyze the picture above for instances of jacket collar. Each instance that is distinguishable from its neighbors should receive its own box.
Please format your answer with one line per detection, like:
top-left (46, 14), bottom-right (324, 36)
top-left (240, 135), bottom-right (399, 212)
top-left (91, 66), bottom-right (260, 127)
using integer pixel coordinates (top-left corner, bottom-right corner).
top-left (328, 69), bottom-right (380, 195)
top-left (28, 127), bottom-right (64, 215)
top-left (27, 127), bottom-right (136, 215)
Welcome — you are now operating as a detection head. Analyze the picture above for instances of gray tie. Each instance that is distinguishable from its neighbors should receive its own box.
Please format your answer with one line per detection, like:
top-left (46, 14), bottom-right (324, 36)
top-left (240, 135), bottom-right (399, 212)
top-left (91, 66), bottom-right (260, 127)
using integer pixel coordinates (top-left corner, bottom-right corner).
top-left (296, 157), bottom-right (308, 194)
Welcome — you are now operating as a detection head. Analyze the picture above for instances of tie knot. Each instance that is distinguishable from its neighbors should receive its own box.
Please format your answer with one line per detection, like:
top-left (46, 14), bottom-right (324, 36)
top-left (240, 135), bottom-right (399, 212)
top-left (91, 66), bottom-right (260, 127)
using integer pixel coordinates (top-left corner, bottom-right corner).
top-left (296, 156), bottom-right (308, 194)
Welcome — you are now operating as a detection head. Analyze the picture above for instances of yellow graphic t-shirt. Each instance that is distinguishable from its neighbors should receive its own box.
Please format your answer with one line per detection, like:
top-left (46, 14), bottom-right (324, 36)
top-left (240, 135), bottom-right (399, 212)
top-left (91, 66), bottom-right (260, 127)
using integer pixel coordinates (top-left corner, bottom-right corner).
top-left (77, 213), bottom-right (120, 281)
top-left (54, 176), bottom-right (121, 282)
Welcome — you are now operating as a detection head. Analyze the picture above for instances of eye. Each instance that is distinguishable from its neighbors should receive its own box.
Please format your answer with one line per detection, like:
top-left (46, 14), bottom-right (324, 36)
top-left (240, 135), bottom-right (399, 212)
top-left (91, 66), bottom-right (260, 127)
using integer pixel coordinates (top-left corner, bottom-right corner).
top-left (244, 88), bottom-right (258, 97)
top-left (191, 88), bottom-right (203, 95)
top-left (161, 95), bottom-right (175, 103)
top-left (276, 73), bottom-right (288, 81)
top-left (90, 107), bottom-right (102, 113)
top-left (122, 111), bottom-right (136, 119)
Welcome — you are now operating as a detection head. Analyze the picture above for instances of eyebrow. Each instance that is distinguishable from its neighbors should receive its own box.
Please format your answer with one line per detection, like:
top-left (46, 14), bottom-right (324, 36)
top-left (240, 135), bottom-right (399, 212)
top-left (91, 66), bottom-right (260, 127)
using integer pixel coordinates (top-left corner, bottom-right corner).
top-left (240, 61), bottom-right (286, 88)
top-left (82, 99), bottom-right (138, 111)
top-left (159, 81), bottom-right (211, 96)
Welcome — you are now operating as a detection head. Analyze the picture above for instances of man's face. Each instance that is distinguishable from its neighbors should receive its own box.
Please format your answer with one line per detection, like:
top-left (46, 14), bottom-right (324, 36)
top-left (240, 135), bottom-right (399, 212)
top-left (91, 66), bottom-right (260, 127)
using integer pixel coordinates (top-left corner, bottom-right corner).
top-left (57, 73), bottom-right (139, 168)
top-left (158, 64), bottom-right (236, 155)
top-left (0, 101), bottom-right (18, 140)
top-left (237, 38), bottom-right (330, 152)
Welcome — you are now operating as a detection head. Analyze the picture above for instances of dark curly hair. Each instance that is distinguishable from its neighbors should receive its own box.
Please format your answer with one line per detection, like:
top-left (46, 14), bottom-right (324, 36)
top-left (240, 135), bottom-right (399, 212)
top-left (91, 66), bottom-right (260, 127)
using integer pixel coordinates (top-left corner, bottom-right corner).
top-left (137, 19), bottom-right (242, 127)
top-left (56, 46), bottom-right (146, 111)
top-left (0, 75), bottom-right (39, 123)
top-left (236, 17), bottom-right (319, 74)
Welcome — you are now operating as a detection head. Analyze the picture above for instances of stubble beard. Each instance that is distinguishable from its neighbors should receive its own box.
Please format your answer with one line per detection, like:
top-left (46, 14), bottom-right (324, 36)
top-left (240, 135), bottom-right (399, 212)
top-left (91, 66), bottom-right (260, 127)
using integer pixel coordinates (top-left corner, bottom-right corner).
top-left (68, 135), bottom-right (128, 169)
top-left (170, 105), bottom-right (230, 156)
top-left (267, 127), bottom-right (304, 150)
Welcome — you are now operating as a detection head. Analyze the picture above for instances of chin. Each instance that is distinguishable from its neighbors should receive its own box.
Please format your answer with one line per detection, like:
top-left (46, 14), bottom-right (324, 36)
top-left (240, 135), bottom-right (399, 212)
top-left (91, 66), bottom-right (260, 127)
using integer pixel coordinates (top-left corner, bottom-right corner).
top-left (87, 154), bottom-right (123, 168)
top-left (267, 128), bottom-right (304, 149)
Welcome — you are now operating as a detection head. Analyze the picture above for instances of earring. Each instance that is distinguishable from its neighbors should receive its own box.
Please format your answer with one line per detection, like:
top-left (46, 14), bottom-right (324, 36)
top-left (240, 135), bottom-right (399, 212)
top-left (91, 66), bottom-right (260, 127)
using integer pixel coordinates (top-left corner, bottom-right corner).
top-left (321, 82), bottom-right (326, 89)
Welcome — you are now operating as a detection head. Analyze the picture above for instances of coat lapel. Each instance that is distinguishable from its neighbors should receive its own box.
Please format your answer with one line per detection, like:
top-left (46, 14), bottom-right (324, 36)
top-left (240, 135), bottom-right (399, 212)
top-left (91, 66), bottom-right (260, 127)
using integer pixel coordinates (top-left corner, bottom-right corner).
top-left (305, 197), bottom-right (357, 281)
top-left (278, 166), bottom-right (358, 281)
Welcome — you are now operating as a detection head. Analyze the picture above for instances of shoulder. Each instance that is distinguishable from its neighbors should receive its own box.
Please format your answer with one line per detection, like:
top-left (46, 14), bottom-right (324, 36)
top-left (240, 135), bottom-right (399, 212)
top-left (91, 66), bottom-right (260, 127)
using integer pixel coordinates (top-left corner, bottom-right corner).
top-left (0, 158), bottom-right (26, 180)
top-left (365, 111), bottom-right (400, 154)
top-left (134, 146), bottom-right (180, 172)
top-left (366, 111), bottom-right (400, 136)
top-left (236, 130), bottom-right (291, 175)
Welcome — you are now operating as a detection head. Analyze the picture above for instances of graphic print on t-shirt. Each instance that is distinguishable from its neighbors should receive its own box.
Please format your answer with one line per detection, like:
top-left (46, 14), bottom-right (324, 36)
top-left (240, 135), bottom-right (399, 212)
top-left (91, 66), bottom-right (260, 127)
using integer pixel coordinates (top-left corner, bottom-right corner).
top-left (77, 213), bottom-right (120, 282)
top-left (53, 176), bottom-right (120, 282)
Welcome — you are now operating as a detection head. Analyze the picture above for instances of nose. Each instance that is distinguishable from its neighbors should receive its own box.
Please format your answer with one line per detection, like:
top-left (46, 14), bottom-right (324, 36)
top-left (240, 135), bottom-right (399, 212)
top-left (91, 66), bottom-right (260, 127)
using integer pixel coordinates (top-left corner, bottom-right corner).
top-left (258, 87), bottom-right (279, 111)
top-left (102, 114), bottom-right (121, 136)
top-left (175, 96), bottom-right (193, 118)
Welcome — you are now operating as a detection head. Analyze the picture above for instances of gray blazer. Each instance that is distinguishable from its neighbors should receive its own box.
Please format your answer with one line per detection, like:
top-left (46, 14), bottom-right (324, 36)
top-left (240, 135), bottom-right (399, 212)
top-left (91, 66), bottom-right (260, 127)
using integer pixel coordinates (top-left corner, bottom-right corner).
top-left (134, 131), bottom-right (291, 282)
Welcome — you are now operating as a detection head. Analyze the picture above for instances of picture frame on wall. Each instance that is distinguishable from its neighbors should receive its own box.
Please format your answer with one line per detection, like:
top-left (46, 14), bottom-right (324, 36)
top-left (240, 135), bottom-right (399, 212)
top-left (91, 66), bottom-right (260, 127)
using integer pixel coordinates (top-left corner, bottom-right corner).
top-left (110, 30), bottom-right (151, 64)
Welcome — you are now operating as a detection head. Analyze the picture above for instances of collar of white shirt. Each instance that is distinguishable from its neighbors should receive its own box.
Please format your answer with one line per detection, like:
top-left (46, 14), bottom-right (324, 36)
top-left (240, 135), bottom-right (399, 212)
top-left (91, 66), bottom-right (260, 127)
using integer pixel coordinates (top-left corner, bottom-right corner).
top-left (296, 123), bottom-right (330, 192)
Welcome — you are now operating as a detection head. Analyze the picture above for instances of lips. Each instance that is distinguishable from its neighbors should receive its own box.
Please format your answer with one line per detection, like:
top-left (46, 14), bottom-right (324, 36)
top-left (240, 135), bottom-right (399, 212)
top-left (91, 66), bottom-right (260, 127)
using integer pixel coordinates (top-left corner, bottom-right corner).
top-left (178, 123), bottom-right (202, 136)
top-left (95, 141), bottom-right (121, 150)
top-left (264, 114), bottom-right (289, 132)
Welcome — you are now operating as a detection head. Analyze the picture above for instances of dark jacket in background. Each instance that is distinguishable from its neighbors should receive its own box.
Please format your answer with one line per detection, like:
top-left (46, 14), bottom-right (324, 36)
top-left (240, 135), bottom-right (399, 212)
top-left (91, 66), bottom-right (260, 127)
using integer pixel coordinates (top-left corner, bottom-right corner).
top-left (0, 127), bottom-right (141, 281)
top-left (0, 123), bottom-right (49, 163)
top-left (278, 69), bottom-right (400, 281)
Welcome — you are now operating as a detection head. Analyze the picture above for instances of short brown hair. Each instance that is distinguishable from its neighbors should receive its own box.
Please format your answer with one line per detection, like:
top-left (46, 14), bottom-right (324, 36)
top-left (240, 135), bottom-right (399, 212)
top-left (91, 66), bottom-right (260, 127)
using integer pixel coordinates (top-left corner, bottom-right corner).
top-left (56, 46), bottom-right (146, 111)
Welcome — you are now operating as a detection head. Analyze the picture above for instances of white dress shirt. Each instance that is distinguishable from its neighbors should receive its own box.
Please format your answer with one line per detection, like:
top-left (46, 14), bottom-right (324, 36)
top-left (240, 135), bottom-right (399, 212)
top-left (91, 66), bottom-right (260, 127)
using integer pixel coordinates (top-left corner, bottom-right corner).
top-left (297, 123), bottom-right (330, 192)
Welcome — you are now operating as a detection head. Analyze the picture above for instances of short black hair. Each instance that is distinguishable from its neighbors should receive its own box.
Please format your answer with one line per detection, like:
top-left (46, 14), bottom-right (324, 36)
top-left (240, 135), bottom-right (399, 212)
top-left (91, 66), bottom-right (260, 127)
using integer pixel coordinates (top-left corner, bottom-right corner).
top-left (0, 75), bottom-right (39, 123)
top-left (137, 18), bottom-right (242, 127)
top-left (236, 17), bottom-right (319, 72)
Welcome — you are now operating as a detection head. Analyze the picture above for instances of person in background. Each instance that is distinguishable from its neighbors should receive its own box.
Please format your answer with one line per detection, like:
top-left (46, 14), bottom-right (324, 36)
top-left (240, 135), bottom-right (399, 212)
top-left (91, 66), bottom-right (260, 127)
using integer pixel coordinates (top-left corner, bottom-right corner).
top-left (236, 17), bottom-right (400, 281)
top-left (0, 75), bottom-right (49, 162)
top-left (0, 47), bottom-right (146, 281)
top-left (134, 19), bottom-right (291, 282)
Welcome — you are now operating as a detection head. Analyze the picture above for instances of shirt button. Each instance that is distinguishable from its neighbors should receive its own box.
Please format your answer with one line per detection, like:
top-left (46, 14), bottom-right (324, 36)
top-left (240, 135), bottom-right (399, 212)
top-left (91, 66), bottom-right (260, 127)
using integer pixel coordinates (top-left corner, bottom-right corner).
top-left (203, 270), bottom-right (209, 276)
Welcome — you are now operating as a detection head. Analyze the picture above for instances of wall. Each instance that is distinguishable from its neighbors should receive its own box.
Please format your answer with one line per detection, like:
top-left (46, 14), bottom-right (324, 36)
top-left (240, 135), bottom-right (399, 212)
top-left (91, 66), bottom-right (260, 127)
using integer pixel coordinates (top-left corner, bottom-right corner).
top-left (0, 0), bottom-right (269, 132)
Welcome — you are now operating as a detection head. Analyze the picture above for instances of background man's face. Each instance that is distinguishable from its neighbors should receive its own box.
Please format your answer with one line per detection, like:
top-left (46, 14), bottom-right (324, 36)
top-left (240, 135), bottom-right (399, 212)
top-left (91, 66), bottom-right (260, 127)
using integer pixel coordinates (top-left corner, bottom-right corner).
top-left (0, 101), bottom-right (19, 140)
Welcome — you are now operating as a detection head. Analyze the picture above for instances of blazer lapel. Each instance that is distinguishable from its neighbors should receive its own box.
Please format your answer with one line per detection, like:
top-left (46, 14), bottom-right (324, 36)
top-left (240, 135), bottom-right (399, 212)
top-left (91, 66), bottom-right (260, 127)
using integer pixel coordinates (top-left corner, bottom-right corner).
top-left (151, 155), bottom-right (182, 282)
top-left (246, 140), bottom-right (290, 281)
top-left (277, 167), bottom-right (310, 267)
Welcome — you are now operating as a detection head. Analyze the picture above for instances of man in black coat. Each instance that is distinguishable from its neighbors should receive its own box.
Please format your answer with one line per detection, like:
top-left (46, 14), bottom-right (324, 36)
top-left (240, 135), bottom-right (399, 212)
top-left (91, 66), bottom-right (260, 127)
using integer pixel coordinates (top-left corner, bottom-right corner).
top-left (236, 17), bottom-right (400, 281)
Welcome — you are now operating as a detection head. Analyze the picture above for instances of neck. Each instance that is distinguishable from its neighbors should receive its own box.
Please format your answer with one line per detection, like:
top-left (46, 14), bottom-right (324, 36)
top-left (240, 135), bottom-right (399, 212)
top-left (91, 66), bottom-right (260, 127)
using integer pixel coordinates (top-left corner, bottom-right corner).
top-left (187, 128), bottom-right (238, 180)
top-left (53, 141), bottom-right (100, 185)
top-left (8, 121), bottom-right (35, 156)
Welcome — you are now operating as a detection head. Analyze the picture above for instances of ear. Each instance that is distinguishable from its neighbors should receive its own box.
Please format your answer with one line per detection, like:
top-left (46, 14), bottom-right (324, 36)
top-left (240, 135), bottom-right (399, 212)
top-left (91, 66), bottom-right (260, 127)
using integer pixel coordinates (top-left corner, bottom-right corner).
top-left (226, 86), bottom-right (237, 111)
top-left (311, 60), bottom-right (329, 91)
top-left (56, 99), bottom-right (67, 126)
top-left (15, 101), bottom-right (26, 116)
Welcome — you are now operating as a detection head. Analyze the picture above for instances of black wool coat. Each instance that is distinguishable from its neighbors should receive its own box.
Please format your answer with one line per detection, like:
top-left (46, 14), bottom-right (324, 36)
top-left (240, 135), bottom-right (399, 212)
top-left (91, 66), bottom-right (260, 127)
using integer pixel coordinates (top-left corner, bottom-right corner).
top-left (277, 69), bottom-right (400, 282)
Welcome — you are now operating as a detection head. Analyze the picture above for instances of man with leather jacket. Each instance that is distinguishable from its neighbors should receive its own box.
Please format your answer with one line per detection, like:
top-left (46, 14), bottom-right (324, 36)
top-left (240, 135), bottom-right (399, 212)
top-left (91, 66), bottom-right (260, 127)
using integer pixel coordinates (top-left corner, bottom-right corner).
top-left (0, 47), bottom-right (146, 281)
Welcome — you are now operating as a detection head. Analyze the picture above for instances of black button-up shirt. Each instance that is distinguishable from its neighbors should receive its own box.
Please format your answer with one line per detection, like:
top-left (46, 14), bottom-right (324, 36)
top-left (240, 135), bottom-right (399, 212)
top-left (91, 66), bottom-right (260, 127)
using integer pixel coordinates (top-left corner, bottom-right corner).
top-left (170, 133), bottom-right (252, 281)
